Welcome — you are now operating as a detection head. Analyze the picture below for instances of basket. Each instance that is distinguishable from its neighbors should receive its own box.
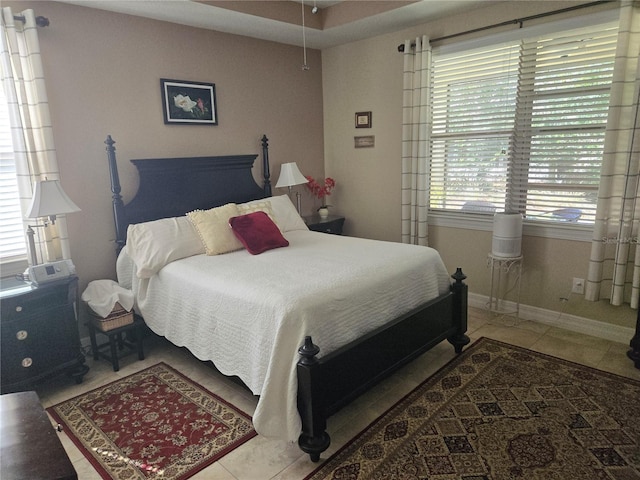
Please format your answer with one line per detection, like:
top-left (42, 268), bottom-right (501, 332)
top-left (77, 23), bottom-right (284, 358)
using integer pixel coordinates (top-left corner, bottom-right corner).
top-left (90, 302), bottom-right (134, 332)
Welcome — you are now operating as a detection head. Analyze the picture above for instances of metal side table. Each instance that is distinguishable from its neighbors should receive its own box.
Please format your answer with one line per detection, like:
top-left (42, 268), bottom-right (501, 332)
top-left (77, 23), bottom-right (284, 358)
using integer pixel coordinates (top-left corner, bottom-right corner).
top-left (487, 253), bottom-right (523, 323)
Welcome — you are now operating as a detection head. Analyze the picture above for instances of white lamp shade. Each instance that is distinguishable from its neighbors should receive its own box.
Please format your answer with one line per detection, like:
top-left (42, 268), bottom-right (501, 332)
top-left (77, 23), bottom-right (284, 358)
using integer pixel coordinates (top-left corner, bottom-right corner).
top-left (275, 162), bottom-right (308, 188)
top-left (27, 179), bottom-right (81, 219)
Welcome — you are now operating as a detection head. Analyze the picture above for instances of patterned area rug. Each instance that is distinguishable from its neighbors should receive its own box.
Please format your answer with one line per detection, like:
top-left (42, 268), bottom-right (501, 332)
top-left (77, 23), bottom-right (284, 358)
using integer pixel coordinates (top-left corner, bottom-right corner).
top-left (305, 338), bottom-right (640, 480)
top-left (48, 362), bottom-right (256, 479)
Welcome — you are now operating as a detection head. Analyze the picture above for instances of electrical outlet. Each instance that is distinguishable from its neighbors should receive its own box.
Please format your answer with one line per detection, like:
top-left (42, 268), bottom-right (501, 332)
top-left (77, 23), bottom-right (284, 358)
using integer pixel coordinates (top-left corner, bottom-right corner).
top-left (572, 277), bottom-right (585, 295)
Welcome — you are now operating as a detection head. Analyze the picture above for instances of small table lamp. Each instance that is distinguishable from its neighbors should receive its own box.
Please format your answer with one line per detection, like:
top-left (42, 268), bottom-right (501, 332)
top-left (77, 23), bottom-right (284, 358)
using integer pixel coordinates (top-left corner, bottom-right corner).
top-left (275, 162), bottom-right (308, 213)
top-left (26, 179), bottom-right (80, 265)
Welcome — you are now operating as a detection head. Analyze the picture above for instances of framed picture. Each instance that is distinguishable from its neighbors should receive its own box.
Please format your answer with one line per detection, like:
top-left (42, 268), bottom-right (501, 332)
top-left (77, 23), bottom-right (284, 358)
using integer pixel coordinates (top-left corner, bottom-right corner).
top-left (354, 135), bottom-right (375, 148)
top-left (161, 79), bottom-right (217, 125)
top-left (355, 111), bottom-right (372, 128)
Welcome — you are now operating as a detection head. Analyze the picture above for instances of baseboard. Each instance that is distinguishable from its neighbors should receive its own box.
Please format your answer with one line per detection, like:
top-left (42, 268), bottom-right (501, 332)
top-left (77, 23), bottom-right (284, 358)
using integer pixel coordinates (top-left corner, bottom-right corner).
top-left (468, 293), bottom-right (634, 346)
top-left (80, 336), bottom-right (92, 350)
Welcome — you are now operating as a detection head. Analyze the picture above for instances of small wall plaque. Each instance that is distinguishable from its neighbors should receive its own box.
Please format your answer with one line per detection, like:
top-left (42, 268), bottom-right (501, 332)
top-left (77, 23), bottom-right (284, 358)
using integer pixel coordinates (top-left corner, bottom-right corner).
top-left (355, 111), bottom-right (372, 128)
top-left (354, 135), bottom-right (375, 148)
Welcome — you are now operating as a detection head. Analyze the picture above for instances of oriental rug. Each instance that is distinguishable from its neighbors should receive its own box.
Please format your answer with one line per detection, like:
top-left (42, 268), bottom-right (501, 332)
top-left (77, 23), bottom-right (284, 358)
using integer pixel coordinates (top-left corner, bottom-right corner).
top-left (48, 362), bottom-right (256, 479)
top-left (305, 338), bottom-right (640, 480)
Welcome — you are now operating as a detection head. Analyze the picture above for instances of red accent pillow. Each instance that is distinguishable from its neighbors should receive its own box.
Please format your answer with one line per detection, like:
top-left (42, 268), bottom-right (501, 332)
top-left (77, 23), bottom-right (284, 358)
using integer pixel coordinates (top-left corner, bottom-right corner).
top-left (229, 211), bottom-right (289, 255)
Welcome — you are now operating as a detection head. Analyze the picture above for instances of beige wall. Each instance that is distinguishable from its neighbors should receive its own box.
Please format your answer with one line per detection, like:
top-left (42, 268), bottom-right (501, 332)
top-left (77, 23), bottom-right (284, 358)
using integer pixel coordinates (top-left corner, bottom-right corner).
top-left (6, 1), bottom-right (325, 297)
top-left (6, 1), bottom-right (634, 330)
top-left (322, 1), bottom-right (635, 329)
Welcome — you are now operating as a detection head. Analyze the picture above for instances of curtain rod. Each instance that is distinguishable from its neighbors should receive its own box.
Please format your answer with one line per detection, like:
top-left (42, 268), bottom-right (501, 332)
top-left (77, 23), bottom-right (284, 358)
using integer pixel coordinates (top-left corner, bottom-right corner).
top-left (13, 15), bottom-right (50, 27)
top-left (397, 0), bottom-right (612, 52)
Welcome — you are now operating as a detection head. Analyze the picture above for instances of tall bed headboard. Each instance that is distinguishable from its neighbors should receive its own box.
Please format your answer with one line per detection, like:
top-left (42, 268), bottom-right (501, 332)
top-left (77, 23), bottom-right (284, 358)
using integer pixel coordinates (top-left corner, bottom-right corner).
top-left (105, 135), bottom-right (273, 252)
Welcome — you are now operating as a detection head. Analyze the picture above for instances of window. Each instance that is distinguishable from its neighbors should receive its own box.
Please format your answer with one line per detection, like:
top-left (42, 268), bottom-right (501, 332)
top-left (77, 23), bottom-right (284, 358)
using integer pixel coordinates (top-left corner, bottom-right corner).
top-left (0, 84), bottom-right (28, 268)
top-left (429, 21), bottom-right (618, 225)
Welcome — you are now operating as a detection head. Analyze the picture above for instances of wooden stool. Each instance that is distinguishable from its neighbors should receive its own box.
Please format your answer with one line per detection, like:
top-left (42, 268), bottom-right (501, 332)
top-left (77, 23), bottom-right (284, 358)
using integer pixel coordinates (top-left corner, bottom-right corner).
top-left (87, 315), bottom-right (145, 372)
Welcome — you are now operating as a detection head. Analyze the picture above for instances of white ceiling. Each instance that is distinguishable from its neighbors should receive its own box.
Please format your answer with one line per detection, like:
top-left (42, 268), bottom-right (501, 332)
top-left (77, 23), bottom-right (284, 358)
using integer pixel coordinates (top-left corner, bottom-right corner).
top-left (58, 0), bottom-right (490, 49)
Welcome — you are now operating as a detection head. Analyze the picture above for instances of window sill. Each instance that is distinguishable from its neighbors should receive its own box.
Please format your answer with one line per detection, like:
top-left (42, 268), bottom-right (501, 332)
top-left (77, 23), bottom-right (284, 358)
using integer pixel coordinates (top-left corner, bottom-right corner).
top-left (428, 212), bottom-right (593, 242)
top-left (0, 257), bottom-right (28, 278)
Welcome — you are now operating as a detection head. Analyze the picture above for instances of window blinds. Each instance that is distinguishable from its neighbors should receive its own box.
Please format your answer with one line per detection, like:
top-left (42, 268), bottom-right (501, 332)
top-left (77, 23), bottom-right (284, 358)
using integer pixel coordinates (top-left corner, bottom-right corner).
top-left (429, 22), bottom-right (618, 223)
top-left (0, 85), bottom-right (27, 261)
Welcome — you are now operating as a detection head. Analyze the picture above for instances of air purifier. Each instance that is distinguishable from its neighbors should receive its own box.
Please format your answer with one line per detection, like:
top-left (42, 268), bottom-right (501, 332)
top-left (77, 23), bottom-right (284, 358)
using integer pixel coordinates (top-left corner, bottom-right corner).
top-left (492, 212), bottom-right (523, 258)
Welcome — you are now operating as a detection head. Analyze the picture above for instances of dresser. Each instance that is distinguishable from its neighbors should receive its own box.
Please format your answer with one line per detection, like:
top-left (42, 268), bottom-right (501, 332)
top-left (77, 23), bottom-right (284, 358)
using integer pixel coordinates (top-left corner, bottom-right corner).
top-left (0, 276), bottom-right (88, 394)
top-left (0, 391), bottom-right (77, 479)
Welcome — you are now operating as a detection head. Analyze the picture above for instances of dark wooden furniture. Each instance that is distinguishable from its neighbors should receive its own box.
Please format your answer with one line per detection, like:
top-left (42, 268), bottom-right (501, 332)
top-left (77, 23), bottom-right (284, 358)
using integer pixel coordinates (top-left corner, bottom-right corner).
top-left (304, 214), bottom-right (345, 235)
top-left (0, 391), bottom-right (77, 479)
top-left (0, 276), bottom-right (88, 394)
top-left (87, 315), bottom-right (145, 372)
top-left (103, 134), bottom-right (469, 461)
top-left (628, 307), bottom-right (640, 369)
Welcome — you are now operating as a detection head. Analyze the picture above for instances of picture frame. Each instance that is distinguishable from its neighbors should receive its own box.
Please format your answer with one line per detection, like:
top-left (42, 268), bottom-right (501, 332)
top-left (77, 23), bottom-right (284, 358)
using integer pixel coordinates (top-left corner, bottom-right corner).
top-left (354, 135), bottom-right (375, 148)
top-left (355, 111), bottom-right (372, 128)
top-left (161, 79), bottom-right (217, 125)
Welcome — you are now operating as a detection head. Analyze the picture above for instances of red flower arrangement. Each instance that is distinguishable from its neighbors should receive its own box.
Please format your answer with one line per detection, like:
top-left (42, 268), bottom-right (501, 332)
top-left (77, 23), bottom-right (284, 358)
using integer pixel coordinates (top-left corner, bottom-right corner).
top-left (305, 176), bottom-right (336, 208)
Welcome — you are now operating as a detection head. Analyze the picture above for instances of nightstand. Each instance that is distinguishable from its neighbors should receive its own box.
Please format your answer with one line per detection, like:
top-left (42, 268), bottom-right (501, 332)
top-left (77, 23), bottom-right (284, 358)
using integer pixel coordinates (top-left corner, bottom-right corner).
top-left (0, 276), bottom-right (88, 394)
top-left (304, 214), bottom-right (345, 235)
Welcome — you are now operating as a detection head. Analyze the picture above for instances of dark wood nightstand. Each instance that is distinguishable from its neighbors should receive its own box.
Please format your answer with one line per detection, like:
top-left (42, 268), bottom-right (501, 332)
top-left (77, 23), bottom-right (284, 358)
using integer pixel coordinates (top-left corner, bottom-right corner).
top-left (0, 276), bottom-right (88, 394)
top-left (304, 214), bottom-right (345, 235)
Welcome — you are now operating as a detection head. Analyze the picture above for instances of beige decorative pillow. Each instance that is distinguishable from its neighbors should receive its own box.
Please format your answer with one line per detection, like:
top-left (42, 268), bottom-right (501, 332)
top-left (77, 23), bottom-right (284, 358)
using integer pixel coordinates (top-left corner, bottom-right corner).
top-left (237, 200), bottom-right (280, 230)
top-left (187, 203), bottom-right (243, 255)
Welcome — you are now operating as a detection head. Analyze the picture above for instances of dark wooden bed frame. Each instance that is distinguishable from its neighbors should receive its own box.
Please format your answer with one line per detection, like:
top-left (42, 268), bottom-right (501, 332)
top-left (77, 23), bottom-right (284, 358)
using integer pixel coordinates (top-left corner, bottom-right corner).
top-left (104, 134), bottom-right (470, 462)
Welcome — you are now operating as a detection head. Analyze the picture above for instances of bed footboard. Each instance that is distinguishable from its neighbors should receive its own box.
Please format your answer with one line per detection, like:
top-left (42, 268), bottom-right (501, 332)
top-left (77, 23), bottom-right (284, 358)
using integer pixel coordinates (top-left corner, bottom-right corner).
top-left (297, 268), bottom-right (469, 462)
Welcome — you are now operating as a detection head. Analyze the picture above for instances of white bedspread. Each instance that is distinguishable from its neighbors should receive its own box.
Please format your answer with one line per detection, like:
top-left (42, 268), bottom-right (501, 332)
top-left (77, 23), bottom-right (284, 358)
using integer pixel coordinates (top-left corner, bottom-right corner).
top-left (117, 230), bottom-right (451, 442)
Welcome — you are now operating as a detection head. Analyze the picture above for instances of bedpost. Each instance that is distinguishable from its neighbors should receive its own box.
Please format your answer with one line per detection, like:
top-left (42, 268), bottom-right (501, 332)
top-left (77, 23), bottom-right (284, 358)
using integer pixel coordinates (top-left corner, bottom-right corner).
top-left (448, 268), bottom-right (470, 353)
top-left (261, 135), bottom-right (272, 197)
top-left (297, 336), bottom-right (331, 462)
top-left (105, 135), bottom-right (126, 253)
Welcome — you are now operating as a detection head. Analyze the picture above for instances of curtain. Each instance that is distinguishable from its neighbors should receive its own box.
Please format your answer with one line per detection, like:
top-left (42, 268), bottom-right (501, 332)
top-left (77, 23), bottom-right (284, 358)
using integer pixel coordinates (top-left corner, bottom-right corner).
top-left (585, 0), bottom-right (640, 307)
top-left (401, 35), bottom-right (431, 246)
top-left (1, 8), bottom-right (71, 264)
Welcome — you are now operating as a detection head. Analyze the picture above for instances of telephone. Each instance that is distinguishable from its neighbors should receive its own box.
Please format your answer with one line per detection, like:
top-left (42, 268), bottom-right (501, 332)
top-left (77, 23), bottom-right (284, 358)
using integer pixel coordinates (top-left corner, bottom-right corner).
top-left (27, 260), bottom-right (76, 285)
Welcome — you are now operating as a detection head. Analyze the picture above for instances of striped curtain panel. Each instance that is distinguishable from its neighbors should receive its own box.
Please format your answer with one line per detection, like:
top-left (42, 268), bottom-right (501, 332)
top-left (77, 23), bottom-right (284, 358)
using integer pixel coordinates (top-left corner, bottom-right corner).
top-left (586, 0), bottom-right (640, 307)
top-left (401, 35), bottom-right (431, 246)
top-left (1, 8), bottom-right (71, 264)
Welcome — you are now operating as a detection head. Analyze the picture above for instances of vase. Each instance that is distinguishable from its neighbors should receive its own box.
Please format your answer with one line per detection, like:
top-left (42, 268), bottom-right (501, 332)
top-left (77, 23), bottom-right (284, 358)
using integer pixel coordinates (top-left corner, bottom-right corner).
top-left (318, 207), bottom-right (329, 218)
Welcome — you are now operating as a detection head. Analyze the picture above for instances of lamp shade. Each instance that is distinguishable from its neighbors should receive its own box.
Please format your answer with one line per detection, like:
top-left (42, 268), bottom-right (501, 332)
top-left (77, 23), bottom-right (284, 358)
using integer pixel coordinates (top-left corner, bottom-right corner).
top-left (275, 162), bottom-right (308, 188)
top-left (27, 179), bottom-right (81, 219)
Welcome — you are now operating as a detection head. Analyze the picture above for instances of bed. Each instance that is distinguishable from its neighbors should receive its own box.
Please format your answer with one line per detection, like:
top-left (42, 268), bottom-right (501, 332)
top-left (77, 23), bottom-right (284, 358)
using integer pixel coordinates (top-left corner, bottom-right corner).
top-left (104, 134), bottom-right (470, 461)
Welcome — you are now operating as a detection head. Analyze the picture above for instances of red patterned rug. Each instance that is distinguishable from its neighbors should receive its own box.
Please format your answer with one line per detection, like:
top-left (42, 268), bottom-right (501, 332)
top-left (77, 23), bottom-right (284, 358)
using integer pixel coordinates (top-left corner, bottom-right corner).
top-left (48, 362), bottom-right (256, 479)
top-left (305, 338), bottom-right (640, 479)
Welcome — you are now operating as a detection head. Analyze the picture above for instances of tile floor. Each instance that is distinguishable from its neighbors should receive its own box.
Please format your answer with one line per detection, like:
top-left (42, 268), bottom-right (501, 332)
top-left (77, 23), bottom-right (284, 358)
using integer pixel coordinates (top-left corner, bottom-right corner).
top-left (35, 307), bottom-right (640, 479)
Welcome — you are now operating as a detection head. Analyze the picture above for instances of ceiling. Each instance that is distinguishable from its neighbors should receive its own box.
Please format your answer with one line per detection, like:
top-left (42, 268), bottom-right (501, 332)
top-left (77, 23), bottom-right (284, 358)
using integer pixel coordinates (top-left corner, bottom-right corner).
top-left (58, 0), bottom-right (492, 49)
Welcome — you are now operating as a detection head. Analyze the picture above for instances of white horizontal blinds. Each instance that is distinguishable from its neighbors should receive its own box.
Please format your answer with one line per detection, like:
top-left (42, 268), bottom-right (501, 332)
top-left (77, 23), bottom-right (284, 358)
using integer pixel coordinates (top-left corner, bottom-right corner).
top-left (0, 84), bottom-right (26, 260)
top-left (509, 24), bottom-right (618, 222)
top-left (430, 43), bottom-right (519, 213)
top-left (430, 21), bottom-right (618, 222)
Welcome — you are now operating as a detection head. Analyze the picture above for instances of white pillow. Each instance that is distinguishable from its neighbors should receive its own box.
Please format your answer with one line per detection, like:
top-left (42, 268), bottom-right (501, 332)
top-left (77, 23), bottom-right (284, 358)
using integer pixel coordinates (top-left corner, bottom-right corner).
top-left (241, 195), bottom-right (308, 232)
top-left (126, 216), bottom-right (204, 278)
top-left (187, 203), bottom-right (244, 255)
